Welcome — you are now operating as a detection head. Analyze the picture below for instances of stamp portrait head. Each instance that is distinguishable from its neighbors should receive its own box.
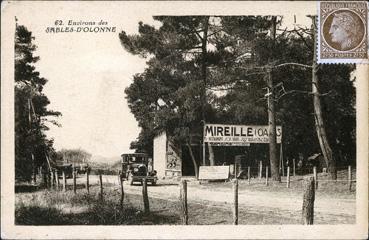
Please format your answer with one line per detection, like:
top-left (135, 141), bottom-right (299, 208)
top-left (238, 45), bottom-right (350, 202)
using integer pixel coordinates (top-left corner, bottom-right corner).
top-left (323, 10), bottom-right (365, 51)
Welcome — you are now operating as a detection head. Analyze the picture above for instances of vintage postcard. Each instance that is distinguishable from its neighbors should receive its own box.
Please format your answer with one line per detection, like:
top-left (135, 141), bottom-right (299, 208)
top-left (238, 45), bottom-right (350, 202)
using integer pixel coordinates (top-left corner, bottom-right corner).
top-left (1, 1), bottom-right (368, 239)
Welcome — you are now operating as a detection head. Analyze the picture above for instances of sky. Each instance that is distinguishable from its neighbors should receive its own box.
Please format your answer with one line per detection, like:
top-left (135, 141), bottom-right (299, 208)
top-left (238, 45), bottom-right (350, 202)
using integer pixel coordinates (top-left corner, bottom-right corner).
top-left (9, 1), bottom-right (313, 158)
top-left (13, 3), bottom-right (159, 158)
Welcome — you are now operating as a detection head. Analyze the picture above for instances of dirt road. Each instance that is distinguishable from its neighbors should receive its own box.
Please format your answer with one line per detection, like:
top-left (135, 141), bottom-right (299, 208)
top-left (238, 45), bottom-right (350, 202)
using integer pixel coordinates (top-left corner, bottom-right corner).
top-left (84, 174), bottom-right (355, 224)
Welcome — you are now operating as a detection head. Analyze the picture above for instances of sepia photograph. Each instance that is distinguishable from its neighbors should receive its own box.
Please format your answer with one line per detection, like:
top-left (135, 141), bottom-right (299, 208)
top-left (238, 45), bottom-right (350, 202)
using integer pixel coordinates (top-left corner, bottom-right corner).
top-left (1, 1), bottom-right (368, 239)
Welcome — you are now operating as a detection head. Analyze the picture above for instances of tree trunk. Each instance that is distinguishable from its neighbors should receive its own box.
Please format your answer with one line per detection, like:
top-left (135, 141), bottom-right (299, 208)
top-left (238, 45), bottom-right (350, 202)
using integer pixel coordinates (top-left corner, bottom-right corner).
top-left (311, 17), bottom-right (336, 180)
top-left (187, 142), bottom-right (198, 179)
top-left (200, 17), bottom-right (211, 166)
top-left (208, 143), bottom-right (215, 166)
top-left (200, 16), bottom-right (209, 122)
top-left (267, 16), bottom-right (280, 182)
top-left (267, 68), bottom-right (280, 181)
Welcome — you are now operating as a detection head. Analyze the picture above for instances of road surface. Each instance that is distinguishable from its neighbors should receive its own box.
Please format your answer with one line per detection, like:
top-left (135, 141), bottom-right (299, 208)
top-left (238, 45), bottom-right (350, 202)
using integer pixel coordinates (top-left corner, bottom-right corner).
top-left (84, 174), bottom-right (355, 224)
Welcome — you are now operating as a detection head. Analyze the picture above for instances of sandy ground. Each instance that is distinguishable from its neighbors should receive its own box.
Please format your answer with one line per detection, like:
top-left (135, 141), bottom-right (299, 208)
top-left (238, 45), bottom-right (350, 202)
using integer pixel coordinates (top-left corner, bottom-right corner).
top-left (85, 174), bottom-right (355, 224)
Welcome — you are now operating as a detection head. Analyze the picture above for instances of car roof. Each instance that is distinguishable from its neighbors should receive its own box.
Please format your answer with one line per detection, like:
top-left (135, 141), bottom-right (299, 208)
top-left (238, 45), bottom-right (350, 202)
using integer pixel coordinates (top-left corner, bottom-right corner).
top-left (121, 153), bottom-right (148, 157)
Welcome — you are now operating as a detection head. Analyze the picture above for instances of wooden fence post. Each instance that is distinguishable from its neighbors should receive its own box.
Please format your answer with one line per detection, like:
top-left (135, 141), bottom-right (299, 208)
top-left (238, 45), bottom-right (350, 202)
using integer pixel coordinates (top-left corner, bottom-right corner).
top-left (119, 173), bottom-right (124, 209)
top-left (86, 170), bottom-right (90, 193)
top-left (99, 173), bottom-right (103, 201)
top-left (55, 170), bottom-right (59, 190)
top-left (265, 166), bottom-right (268, 186)
top-left (287, 166), bottom-right (290, 188)
top-left (47, 171), bottom-right (51, 188)
top-left (180, 180), bottom-right (188, 225)
top-left (42, 171), bottom-right (46, 188)
top-left (302, 177), bottom-right (315, 225)
top-left (259, 161), bottom-right (262, 179)
top-left (32, 165), bottom-right (37, 184)
top-left (73, 169), bottom-right (77, 194)
top-left (142, 178), bottom-right (150, 214)
top-left (38, 167), bottom-right (42, 181)
top-left (233, 179), bottom-right (239, 225)
top-left (62, 170), bottom-right (66, 192)
top-left (348, 165), bottom-right (352, 191)
top-left (313, 166), bottom-right (318, 190)
top-left (247, 166), bottom-right (251, 185)
top-left (51, 169), bottom-right (56, 188)
top-left (293, 158), bottom-right (296, 176)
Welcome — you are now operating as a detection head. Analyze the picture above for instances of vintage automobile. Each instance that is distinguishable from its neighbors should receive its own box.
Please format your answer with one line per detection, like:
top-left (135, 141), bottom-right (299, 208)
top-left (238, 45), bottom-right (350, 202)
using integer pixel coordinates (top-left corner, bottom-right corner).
top-left (74, 163), bottom-right (90, 174)
top-left (54, 163), bottom-right (73, 178)
top-left (121, 153), bottom-right (158, 185)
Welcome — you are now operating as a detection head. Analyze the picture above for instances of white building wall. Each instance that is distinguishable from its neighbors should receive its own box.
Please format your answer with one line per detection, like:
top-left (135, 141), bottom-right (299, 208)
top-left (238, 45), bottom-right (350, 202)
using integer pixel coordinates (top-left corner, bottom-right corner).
top-left (153, 131), bottom-right (167, 179)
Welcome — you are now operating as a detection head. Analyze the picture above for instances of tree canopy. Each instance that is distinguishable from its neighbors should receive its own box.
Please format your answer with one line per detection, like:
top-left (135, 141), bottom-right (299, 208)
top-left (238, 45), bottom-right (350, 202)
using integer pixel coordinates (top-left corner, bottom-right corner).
top-left (15, 24), bottom-right (61, 180)
top-left (53, 148), bottom-right (92, 165)
top-left (119, 16), bottom-right (356, 178)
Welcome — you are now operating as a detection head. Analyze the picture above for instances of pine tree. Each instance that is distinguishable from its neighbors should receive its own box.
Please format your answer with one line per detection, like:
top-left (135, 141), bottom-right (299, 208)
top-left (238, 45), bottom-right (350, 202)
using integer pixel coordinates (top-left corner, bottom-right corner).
top-left (15, 24), bottom-right (61, 181)
top-left (120, 16), bottom-right (356, 180)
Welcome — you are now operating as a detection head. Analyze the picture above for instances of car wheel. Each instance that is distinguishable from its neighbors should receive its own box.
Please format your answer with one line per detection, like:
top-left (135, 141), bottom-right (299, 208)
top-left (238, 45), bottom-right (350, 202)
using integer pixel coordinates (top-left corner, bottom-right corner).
top-left (151, 180), bottom-right (157, 186)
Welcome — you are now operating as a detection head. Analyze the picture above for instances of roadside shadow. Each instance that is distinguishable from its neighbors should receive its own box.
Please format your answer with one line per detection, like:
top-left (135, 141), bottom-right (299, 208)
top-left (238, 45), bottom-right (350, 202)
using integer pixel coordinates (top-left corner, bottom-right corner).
top-left (15, 184), bottom-right (39, 193)
top-left (154, 183), bottom-right (179, 186)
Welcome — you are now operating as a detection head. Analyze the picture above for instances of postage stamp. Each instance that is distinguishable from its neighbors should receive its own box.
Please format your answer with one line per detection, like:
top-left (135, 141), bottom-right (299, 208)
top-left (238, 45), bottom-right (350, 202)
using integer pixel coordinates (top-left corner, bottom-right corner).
top-left (318, 1), bottom-right (368, 64)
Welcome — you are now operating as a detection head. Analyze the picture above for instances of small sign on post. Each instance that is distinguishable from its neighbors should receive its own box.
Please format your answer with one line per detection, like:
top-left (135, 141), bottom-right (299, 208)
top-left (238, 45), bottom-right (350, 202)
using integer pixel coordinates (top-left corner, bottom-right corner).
top-left (198, 166), bottom-right (230, 180)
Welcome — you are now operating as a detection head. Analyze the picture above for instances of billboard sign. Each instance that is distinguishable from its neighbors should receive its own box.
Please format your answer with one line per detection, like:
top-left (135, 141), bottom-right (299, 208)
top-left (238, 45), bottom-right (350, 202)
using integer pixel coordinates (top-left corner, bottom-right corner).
top-left (203, 124), bottom-right (282, 145)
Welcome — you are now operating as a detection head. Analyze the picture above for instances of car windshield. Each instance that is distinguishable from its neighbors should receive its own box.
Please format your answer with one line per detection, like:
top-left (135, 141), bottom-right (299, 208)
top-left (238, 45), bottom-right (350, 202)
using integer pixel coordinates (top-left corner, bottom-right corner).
top-left (123, 155), bottom-right (147, 164)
